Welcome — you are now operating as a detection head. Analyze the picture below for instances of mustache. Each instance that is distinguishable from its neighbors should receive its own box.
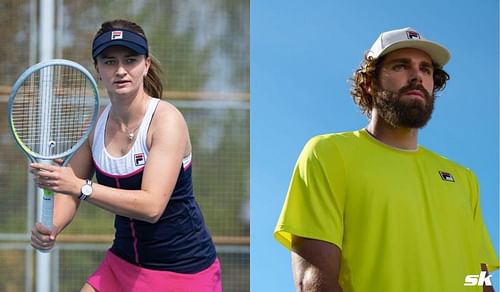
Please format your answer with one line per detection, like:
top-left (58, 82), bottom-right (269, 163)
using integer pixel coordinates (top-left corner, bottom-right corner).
top-left (398, 84), bottom-right (432, 100)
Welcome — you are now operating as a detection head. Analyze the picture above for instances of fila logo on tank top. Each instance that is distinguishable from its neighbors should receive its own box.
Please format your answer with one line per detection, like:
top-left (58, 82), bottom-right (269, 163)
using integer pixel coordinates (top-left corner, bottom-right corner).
top-left (92, 98), bottom-right (159, 177)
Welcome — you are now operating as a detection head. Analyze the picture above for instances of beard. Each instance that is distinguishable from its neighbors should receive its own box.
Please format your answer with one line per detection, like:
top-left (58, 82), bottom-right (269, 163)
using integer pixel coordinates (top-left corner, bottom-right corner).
top-left (373, 84), bottom-right (435, 129)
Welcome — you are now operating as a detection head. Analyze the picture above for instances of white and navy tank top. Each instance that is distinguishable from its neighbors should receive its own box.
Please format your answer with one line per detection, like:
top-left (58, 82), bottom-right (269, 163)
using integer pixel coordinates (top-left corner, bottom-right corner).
top-left (92, 98), bottom-right (216, 273)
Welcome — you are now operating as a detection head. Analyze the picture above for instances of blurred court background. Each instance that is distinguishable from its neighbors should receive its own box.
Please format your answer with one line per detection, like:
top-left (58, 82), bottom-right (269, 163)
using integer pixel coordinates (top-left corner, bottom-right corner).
top-left (0, 0), bottom-right (249, 291)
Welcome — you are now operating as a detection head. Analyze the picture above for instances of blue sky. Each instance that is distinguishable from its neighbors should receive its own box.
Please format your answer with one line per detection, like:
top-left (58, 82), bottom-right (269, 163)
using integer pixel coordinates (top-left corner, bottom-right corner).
top-left (250, 1), bottom-right (499, 291)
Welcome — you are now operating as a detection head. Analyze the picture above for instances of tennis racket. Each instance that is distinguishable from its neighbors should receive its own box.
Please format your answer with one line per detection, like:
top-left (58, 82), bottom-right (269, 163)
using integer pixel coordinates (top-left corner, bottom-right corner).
top-left (8, 59), bottom-right (100, 238)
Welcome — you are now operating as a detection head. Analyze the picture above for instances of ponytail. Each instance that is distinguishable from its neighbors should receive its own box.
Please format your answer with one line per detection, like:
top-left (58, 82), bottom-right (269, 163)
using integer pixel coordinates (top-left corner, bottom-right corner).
top-left (144, 54), bottom-right (164, 99)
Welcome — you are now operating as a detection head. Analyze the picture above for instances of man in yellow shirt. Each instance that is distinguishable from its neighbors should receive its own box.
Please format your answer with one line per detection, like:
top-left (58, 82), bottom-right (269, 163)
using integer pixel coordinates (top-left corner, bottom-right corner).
top-left (274, 27), bottom-right (499, 291)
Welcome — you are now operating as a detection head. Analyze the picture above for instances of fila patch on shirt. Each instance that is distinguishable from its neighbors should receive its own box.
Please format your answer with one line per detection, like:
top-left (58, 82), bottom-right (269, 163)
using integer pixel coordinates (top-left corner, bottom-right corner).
top-left (438, 171), bottom-right (455, 182)
top-left (134, 153), bottom-right (145, 166)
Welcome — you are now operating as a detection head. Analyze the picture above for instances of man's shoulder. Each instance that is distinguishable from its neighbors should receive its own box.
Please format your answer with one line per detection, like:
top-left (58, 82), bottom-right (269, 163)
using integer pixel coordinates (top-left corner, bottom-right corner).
top-left (296, 130), bottom-right (365, 164)
top-left (418, 146), bottom-right (474, 175)
top-left (306, 129), bottom-right (363, 148)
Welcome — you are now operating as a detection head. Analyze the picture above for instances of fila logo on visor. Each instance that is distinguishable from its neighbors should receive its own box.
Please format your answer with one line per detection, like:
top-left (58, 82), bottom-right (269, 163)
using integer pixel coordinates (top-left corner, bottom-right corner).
top-left (111, 31), bottom-right (123, 40)
top-left (438, 171), bottom-right (455, 182)
top-left (406, 31), bottom-right (420, 40)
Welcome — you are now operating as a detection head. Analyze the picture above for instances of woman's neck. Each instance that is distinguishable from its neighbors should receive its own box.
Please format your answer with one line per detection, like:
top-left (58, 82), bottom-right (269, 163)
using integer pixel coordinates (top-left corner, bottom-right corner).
top-left (109, 90), bottom-right (150, 126)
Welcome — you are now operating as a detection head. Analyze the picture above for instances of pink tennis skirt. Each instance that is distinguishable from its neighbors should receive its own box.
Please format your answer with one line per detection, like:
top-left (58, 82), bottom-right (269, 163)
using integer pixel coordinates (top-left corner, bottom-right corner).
top-left (87, 250), bottom-right (222, 292)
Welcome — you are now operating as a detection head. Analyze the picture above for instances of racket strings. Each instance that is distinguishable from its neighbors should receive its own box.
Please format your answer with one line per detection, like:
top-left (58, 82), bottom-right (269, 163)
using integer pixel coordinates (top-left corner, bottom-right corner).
top-left (11, 64), bottom-right (97, 157)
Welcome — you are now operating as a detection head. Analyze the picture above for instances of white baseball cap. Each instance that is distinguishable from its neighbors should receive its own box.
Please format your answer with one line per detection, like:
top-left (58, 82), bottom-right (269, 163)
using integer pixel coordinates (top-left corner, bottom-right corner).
top-left (367, 27), bottom-right (450, 67)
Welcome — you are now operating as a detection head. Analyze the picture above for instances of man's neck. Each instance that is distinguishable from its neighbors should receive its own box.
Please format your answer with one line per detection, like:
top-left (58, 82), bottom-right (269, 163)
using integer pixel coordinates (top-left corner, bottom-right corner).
top-left (366, 115), bottom-right (419, 150)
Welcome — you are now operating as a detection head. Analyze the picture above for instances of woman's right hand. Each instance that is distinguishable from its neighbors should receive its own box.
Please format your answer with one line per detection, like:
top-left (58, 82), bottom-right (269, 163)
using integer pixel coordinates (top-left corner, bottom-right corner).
top-left (31, 222), bottom-right (57, 251)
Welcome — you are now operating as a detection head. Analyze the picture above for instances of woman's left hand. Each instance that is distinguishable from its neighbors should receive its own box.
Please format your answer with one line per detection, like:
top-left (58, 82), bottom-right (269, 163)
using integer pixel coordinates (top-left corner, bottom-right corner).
top-left (29, 160), bottom-right (82, 197)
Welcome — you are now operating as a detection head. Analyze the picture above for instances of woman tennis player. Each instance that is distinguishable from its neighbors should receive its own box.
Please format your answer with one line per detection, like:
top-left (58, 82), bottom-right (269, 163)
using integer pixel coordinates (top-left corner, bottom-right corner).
top-left (30, 19), bottom-right (221, 291)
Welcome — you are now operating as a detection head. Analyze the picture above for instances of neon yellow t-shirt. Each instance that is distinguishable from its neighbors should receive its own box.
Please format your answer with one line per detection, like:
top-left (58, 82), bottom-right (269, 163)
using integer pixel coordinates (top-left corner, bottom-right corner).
top-left (274, 129), bottom-right (498, 292)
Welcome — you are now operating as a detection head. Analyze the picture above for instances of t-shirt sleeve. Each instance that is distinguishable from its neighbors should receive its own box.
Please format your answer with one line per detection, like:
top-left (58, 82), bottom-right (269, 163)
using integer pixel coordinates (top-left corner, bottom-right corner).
top-left (468, 170), bottom-right (499, 272)
top-left (274, 136), bottom-right (346, 251)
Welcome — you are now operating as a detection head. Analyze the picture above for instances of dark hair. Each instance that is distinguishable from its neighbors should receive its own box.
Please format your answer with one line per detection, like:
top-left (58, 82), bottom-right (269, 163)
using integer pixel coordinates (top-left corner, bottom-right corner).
top-left (93, 19), bottom-right (164, 98)
top-left (350, 54), bottom-right (450, 118)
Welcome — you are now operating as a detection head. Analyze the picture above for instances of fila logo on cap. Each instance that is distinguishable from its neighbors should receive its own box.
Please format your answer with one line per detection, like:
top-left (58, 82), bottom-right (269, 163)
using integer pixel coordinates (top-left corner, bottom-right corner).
top-left (406, 30), bottom-right (420, 40)
top-left (438, 171), bottom-right (455, 182)
top-left (111, 31), bottom-right (123, 40)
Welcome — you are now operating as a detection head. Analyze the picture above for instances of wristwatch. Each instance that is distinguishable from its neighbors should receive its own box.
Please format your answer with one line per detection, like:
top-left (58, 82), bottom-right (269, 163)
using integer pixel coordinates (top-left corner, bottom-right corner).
top-left (78, 179), bottom-right (93, 201)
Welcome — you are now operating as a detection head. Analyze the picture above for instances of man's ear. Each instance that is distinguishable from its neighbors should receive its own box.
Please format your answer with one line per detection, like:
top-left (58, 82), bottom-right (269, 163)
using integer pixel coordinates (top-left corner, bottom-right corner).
top-left (364, 79), bottom-right (374, 96)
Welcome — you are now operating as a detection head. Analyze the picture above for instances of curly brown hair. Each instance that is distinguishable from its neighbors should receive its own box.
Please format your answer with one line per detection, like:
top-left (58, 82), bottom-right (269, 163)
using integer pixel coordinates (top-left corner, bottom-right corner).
top-left (350, 54), bottom-right (450, 118)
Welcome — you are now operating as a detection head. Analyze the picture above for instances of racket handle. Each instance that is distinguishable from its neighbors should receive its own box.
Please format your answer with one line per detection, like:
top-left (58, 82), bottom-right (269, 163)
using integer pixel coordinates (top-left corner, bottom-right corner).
top-left (41, 189), bottom-right (54, 231)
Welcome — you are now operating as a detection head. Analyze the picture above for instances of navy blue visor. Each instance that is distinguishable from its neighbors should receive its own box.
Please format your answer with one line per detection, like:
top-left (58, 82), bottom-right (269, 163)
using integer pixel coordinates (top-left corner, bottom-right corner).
top-left (92, 30), bottom-right (148, 58)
